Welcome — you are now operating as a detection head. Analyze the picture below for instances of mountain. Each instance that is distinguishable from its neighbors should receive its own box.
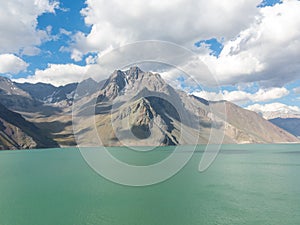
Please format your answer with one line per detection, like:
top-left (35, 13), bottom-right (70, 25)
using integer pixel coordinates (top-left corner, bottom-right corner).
top-left (73, 67), bottom-right (299, 146)
top-left (269, 118), bottom-right (300, 138)
top-left (246, 103), bottom-right (300, 138)
top-left (0, 76), bottom-right (30, 96)
top-left (15, 82), bottom-right (77, 105)
top-left (211, 101), bottom-right (298, 143)
top-left (0, 76), bottom-right (75, 148)
top-left (0, 68), bottom-right (299, 150)
top-left (12, 78), bottom-right (101, 147)
top-left (246, 103), bottom-right (300, 120)
top-left (14, 82), bottom-right (57, 102)
top-left (15, 78), bottom-right (101, 106)
top-left (0, 103), bottom-right (59, 150)
top-left (0, 76), bottom-right (42, 111)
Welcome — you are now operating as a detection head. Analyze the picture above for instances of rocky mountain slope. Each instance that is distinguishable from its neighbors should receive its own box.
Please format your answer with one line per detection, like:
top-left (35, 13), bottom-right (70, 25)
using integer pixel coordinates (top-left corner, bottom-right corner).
top-left (0, 76), bottom-right (41, 111)
top-left (246, 103), bottom-right (300, 138)
top-left (0, 77), bottom-right (101, 148)
top-left (73, 67), bottom-right (299, 146)
top-left (15, 81), bottom-right (77, 105)
top-left (0, 103), bottom-right (59, 150)
top-left (211, 101), bottom-right (298, 143)
top-left (0, 67), bottom-right (299, 149)
top-left (269, 118), bottom-right (300, 138)
top-left (15, 78), bottom-right (101, 105)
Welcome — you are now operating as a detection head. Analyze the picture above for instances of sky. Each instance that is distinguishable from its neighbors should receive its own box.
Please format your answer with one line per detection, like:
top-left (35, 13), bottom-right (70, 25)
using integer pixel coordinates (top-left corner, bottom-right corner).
top-left (0, 0), bottom-right (299, 114)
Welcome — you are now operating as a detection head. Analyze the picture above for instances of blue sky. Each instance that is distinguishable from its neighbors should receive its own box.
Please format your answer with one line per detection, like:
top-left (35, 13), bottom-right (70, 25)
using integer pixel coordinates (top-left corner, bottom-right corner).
top-left (0, 0), bottom-right (299, 113)
top-left (17, 0), bottom-right (89, 77)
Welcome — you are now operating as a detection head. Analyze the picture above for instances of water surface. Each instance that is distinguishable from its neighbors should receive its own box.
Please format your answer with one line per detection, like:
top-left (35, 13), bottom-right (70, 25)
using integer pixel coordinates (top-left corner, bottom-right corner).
top-left (0, 144), bottom-right (300, 225)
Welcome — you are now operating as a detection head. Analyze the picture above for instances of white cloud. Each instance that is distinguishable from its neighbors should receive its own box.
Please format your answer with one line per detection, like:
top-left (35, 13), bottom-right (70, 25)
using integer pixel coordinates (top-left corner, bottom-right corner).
top-left (0, 0), bottom-right (59, 55)
top-left (5, 0), bottom-right (300, 95)
top-left (250, 88), bottom-right (290, 102)
top-left (21, 46), bottom-right (41, 56)
top-left (13, 64), bottom-right (89, 86)
top-left (85, 55), bottom-right (98, 65)
top-left (12, 63), bottom-right (113, 86)
top-left (69, 0), bottom-right (300, 89)
top-left (59, 28), bottom-right (72, 36)
top-left (71, 0), bottom-right (260, 60)
top-left (77, 0), bottom-right (300, 102)
top-left (193, 87), bottom-right (289, 104)
top-left (293, 87), bottom-right (300, 94)
top-left (199, 0), bottom-right (300, 86)
top-left (0, 54), bottom-right (28, 74)
top-left (246, 102), bottom-right (300, 119)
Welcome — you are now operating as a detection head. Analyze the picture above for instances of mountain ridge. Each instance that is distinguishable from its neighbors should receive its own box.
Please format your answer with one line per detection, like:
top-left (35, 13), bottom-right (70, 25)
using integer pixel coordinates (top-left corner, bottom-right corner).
top-left (0, 67), bottom-right (299, 149)
top-left (73, 67), bottom-right (299, 146)
top-left (269, 117), bottom-right (300, 138)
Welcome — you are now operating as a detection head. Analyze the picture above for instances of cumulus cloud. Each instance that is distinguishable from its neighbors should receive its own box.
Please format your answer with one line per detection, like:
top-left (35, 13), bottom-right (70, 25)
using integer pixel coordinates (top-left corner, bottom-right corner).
top-left (12, 63), bottom-right (114, 86)
top-left (0, 0), bottom-right (59, 55)
top-left (0, 54), bottom-right (28, 74)
top-left (13, 64), bottom-right (89, 86)
top-left (21, 46), bottom-right (41, 56)
top-left (10, 0), bottom-right (300, 95)
top-left (199, 0), bottom-right (300, 86)
top-left (69, 0), bottom-right (300, 89)
top-left (71, 0), bottom-right (260, 60)
top-left (59, 28), bottom-right (72, 36)
top-left (193, 87), bottom-right (289, 104)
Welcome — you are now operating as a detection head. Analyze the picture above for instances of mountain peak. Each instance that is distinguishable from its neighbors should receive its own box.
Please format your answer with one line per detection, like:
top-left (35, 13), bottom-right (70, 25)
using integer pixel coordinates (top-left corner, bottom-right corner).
top-left (0, 76), bottom-right (31, 97)
top-left (98, 67), bottom-right (173, 103)
top-left (81, 77), bottom-right (97, 84)
top-left (125, 66), bottom-right (144, 79)
top-left (128, 66), bottom-right (143, 73)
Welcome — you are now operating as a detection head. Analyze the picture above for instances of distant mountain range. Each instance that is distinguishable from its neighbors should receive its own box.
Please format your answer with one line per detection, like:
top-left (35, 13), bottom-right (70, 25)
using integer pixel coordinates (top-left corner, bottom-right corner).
top-left (269, 118), bottom-right (300, 138)
top-left (0, 67), bottom-right (299, 150)
top-left (246, 103), bottom-right (300, 138)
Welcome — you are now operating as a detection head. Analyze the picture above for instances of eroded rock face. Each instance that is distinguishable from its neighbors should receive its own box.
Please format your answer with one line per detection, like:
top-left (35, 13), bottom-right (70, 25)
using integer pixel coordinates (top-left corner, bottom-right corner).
top-left (128, 98), bottom-right (154, 139)
top-left (88, 67), bottom-right (299, 146)
top-left (0, 119), bottom-right (37, 150)
top-left (107, 97), bottom-right (171, 146)
top-left (0, 103), bottom-right (59, 150)
top-left (1, 66), bottom-right (299, 149)
top-left (211, 101), bottom-right (299, 143)
top-left (269, 118), bottom-right (300, 138)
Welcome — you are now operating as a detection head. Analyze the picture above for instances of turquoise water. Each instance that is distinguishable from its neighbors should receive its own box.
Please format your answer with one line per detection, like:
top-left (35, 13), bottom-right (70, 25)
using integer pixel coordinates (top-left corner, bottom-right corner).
top-left (0, 145), bottom-right (300, 225)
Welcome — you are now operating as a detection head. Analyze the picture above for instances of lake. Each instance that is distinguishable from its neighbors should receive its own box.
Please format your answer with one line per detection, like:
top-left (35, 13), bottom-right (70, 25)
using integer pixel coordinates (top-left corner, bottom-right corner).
top-left (0, 144), bottom-right (300, 225)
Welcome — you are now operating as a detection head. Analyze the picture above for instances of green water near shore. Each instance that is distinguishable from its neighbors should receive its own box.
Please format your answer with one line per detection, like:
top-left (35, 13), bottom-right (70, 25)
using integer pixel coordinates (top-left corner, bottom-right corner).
top-left (0, 144), bottom-right (300, 225)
